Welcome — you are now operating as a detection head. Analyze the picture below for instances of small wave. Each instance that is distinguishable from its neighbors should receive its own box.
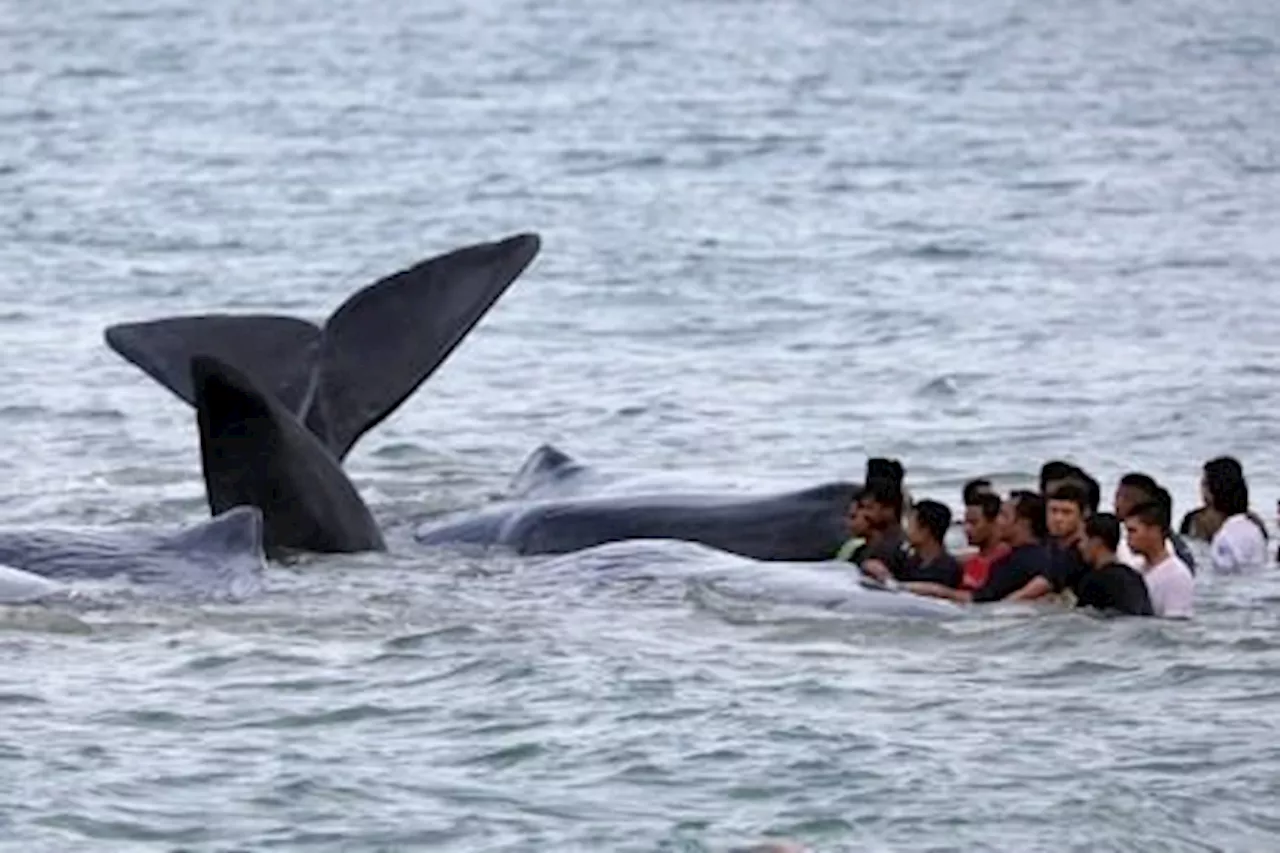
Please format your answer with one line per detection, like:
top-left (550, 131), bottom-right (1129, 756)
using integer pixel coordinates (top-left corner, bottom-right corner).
top-left (244, 703), bottom-right (401, 729)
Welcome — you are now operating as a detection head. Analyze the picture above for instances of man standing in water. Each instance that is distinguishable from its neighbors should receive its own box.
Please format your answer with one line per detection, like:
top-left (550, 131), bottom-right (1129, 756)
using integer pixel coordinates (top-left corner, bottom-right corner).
top-left (1125, 491), bottom-right (1194, 619)
top-left (1074, 513), bottom-right (1154, 616)
top-left (1114, 472), bottom-right (1198, 572)
top-left (1007, 482), bottom-right (1091, 602)
top-left (960, 490), bottom-right (1007, 592)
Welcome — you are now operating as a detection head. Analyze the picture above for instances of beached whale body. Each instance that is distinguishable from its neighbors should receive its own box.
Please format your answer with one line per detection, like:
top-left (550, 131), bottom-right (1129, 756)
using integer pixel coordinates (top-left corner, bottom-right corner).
top-left (105, 233), bottom-right (542, 557)
top-left (0, 564), bottom-right (65, 604)
top-left (0, 506), bottom-right (266, 601)
top-left (537, 539), bottom-right (964, 619)
top-left (414, 445), bottom-right (858, 562)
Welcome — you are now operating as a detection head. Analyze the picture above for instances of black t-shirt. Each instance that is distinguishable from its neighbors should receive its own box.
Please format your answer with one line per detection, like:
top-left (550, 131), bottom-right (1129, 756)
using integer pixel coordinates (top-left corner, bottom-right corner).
top-left (972, 543), bottom-right (1053, 603)
top-left (1074, 562), bottom-right (1154, 616)
top-left (895, 551), bottom-right (963, 588)
top-left (852, 527), bottom-right (911, 576)
top-left (1045, 541), bottom-right (1092, 595)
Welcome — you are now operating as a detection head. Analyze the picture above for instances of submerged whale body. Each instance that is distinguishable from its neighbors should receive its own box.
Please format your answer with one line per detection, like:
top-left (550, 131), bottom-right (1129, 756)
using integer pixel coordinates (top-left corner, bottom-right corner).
top-left (538, 540), bottom-right (964, 619)
top-left (0, 506), bottom-right (267, 601)
top-left (415, 444), bottom-right (858, 562)
top-left (105, 233), bottom-right (542, 556)
top-left (0, 564), bottom-right (65, 604)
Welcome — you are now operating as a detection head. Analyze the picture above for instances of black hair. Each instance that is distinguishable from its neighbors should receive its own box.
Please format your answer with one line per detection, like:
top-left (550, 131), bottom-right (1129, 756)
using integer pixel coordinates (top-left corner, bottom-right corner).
top-left (1129, 490), bottom-right (1173, 533)
top-left (861, 476), bottom-right (904, 519)
top-left (969, 492), bottom-right (1001, 522)
top-left (912, 500), bottom-right (952, 544)
top-left (1178, 507), bottom-right (1202, 537)
top-left (1203, 456), bottom-right (1249, 517)
top-left (1084, 512), bottom-right (1122, 552)
top-left (963, 478), bottom-right (994, 505)
top-left (1047, 482), bottom-right (1090, 513)
top-left (1039, 460), bottom-right (1075, 493)
top-left (1119, 472), bottom-right (1159, 495)
top-left (1077, 471), bottom-right (1101, 515)
top-left (1010, 490), bottom-right (1048, 540)
top-left (866, 457), bottom-right (905, 487)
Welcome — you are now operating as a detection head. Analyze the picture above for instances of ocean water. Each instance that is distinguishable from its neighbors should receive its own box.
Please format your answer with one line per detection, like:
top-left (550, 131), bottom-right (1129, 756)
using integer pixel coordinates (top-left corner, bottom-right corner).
top-left (2, 0), bottom-right (1280, 849)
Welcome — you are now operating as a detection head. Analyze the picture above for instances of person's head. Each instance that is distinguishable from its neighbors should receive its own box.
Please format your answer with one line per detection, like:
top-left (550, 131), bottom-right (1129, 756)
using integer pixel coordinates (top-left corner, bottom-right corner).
top-left (865, 458), bottom-right (905, 488)
top-left (1040, 460), bottom-right (1076, 496)
top-left (999, 490), bottom-right (1047, 545)
top-left (908, 500), bottom-right (951, 550)
top-left (962, 478), bottom-right (994, 506)
top-left (1046, 483), bottom-right (1089, 541)
top-left (1079, 512), bottom-right (1122, 569)
top-left (846, 487), bottom-right (872, 538)
top-left (1202, 456), bottom-right (1249, 517)
top-left (858, 477), bottom-right (904, 530)
top-left (1124, 489), bottom-right (1173, 556)
top-left (964, 491), bottom-right (1002, 549)
top-left (1115, 472), bottom-right (1159, 519)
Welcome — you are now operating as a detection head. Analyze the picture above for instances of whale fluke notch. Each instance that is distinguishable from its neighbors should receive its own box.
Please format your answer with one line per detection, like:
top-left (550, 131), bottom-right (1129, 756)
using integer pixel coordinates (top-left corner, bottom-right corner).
top-left (105, 315), bottom-right (320, 414)
top-left (191, 354), bottom-right (386, 559)
top-left (308, 231), bottom-right (542, 459)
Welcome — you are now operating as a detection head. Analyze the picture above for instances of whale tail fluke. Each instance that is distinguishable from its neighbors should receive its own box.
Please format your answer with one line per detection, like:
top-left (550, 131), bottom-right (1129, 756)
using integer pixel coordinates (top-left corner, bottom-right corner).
top-left (190, 354), bottom-right (386, 559)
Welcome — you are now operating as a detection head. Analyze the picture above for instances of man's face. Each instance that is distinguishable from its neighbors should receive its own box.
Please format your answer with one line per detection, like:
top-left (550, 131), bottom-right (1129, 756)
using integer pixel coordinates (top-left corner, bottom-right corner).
top-left (1047, 499), bottom-right (1083, 540)
top-left (964, 505), bottom-right (994, 547)
top-left (1114, 485), bottom-right (1141, 519)
top-left (1125, 516), bottom-right (1162, 554)
top-left (847, 502), bottom-right (872, 538)
top-left (1077, 535), bottom-right (1103, 568)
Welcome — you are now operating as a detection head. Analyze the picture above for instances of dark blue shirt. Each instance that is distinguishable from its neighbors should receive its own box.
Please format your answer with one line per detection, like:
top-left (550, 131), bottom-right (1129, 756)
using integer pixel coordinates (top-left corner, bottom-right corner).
top-left (1075, 562), bottom-right (1154, 616)
top-left (972, 543), bottom-right (1053, 603)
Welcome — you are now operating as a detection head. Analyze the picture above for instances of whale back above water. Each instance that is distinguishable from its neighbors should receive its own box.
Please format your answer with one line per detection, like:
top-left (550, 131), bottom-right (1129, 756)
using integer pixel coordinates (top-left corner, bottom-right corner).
top-left (0, 505), bottom-right (267, 600)
top-left (417, 445), bottom-right (858, 562)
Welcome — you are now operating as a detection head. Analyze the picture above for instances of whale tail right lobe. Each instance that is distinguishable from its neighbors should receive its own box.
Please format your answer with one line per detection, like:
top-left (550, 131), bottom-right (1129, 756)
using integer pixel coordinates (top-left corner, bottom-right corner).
top-left (308, 232), bottom-right (542, 459)
top-left (191, 355), bottom-right (386, 560)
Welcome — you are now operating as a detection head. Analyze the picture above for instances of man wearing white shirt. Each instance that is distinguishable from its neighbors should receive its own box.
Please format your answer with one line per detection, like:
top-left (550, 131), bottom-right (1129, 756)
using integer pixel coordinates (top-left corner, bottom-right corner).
top-left (1114, 472), bottom-right (1197, 573)
top-left (1124, 491), bottom-right (1194, 619)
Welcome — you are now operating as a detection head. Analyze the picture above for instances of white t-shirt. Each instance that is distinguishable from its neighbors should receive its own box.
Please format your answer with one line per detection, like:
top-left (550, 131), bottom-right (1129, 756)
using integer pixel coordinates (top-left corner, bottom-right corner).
top-left (1143, 553), bottom-right (1195, 619)
top-left (1117, 535), bottom-right (1178, 571)
top-left (1209, 514), bottom-right (1268, 574)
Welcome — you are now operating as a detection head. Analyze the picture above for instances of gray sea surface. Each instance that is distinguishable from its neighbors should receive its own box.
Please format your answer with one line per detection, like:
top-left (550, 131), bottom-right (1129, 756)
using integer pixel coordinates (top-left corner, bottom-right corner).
top-left (3, 0), bottom-right (1280, 849)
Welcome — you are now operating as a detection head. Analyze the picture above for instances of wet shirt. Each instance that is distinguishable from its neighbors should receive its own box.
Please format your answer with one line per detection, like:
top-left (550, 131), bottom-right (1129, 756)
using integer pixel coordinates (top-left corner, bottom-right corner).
top-left (851, 527), bottom-right (911, 576)
top-left (1145, 553), bottom-right (1195, 618)
top-left (961, 544), bottom-right (1010, 592)
top-left (972, 543), bottom-right (1053, 603)
top-left (1045, 541), bottom-right (1091, 595)
top-left (895, 551), bottom-right (963, 588)
top-left (1074, 562), bottom-right (1154, 616)
top-left (1209, 514), bottom-right (1268, 574)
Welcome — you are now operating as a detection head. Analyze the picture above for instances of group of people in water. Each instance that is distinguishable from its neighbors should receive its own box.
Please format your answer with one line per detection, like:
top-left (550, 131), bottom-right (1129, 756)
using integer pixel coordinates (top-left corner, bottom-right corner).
top-left (836, 457), bottom-right (1272, 618)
